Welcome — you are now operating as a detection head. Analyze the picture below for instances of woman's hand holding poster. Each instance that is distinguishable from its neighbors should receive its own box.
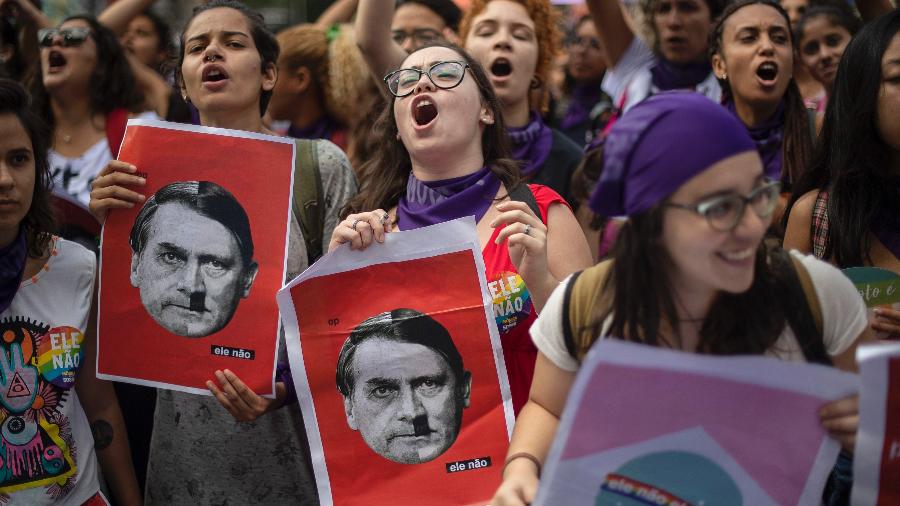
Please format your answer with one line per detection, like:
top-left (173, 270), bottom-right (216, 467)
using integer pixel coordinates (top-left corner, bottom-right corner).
top-left (97, 119), bottom-right (295, 396)
top-left (852, 343), bottom-right (900, 505)
top-left (535, 340), bottom-right (858, 506)
top-left (277, 217), bottom-right (513, 506)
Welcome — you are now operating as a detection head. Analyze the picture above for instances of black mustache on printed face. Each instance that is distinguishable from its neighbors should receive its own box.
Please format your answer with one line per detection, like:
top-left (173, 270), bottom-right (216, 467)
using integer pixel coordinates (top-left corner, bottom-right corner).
top-left (189, 292), bottom-right (208, 312)
top-left (413, 415), bottom-right (433, 436)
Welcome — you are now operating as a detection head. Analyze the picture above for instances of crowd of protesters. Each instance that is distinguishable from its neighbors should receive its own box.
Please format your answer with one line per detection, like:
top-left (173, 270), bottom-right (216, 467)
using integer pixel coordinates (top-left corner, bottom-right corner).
top-left (0, 0), bottom-right (897, 503)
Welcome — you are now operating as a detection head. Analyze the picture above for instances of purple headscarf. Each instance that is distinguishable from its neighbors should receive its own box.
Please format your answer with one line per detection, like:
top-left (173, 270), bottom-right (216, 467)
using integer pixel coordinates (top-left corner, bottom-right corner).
top-left (590, 91), bottom-right (757, 217)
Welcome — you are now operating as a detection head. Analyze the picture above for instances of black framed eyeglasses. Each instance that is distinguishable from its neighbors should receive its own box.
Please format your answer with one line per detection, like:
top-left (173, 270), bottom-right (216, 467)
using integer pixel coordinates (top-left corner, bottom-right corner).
top-left (665, 180), bottom-right (782, 232)
top-left (391, 28), bottom-right (442, 47)
top-left (383, 61), bottom-right (470, 98)
top-left (38, 27), bottom-right (92, 48)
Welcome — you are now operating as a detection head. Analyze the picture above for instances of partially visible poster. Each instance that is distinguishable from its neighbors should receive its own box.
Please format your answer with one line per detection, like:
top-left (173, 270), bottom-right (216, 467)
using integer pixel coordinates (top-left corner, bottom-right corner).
top-left (278, 217), bottom-right (513, 506)
top-left (843, 267), bottom-right (900, 340)
top-left (852, 343), bottom-right (900, 505)
top-left (536, 340), bottom-right (858, 506)
top-left (97, 119), bottom-right (295, 396)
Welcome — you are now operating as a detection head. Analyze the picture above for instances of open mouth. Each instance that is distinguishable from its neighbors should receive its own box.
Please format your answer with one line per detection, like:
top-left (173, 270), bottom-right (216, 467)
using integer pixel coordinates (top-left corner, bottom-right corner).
top-left (755, 61), bottom-right (779, 84)
top-left (718, 247), bottom-right (755, 262)
top-left (47, 51), bottom-right (66, 70)
top-left (202, 65), bottom-right (229, 83)
top-left (412, 97), bottom-right (438, 127)
top-left (490, 58), bottom-right (513, 78)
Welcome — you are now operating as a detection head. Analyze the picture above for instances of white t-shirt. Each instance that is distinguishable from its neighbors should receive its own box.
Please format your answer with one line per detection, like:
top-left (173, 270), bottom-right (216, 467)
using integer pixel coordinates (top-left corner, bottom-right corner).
top-left (601, 37), bottom-right (722, 113)
top-left (0, 238), bottom-right (101, 505)
top-left (48, 111), bottom-right (158, 207)
top-left (532, 251), bottom-right (869, 372)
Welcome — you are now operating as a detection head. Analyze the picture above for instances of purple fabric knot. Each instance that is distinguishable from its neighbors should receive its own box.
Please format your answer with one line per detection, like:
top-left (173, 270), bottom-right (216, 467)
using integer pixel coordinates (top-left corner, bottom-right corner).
top-left (397, 166), bottom-right (501, 230)
top-left (725, 100), bottom-right (786, 183)
top-left (650, 58), bottom-right (713, 91)
top-left (508, 112), bottom-right (554, 177)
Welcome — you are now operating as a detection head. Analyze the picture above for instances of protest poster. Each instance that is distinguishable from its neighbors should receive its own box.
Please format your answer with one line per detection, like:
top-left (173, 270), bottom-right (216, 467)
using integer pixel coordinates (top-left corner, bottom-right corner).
top-left (852, 343), bottom-right (900, 505)
top-left (843, 267), bottom-right (900, 340)
top-left (536, 340), bottom-right (858, 506)
top-left (277, 217), bottom-right (513, 506)
top-left (97, 119), bottom-right (295, 396)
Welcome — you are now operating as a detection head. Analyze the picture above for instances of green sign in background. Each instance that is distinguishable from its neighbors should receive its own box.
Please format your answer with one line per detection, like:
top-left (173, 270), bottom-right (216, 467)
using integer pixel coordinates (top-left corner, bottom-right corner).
top-left (843, 267), bottom-right (900, 308)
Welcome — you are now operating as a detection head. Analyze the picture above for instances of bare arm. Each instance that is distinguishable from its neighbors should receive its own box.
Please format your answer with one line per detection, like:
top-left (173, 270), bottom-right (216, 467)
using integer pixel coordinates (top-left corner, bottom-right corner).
top-left (355, 0), bottom-right (408, 82)
top-left (76, 292), bottom-right (141, 506)
top-left (98, 0), bottom-right (156, 35)
top-left (315, 0), bottom-right (359, 30)
top-left (783, 190), bottom-right (818, 254)
top-left (586, 0), bottom-right (637, 68)
top-left (126, 53), bottom-right (171, 117)
top-left (2, 0), bottom-right (52, 28)
top-left (492, 353), bottom-right (576, 506)
top-left (539, 203), bottom-right (594, 311)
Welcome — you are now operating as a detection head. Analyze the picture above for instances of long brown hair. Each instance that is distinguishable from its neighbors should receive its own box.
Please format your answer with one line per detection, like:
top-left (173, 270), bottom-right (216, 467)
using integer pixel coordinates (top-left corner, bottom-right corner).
top-left (709, 0), bottom-right (813, 188)
top-left (345, 42), bottom-right (520, 217)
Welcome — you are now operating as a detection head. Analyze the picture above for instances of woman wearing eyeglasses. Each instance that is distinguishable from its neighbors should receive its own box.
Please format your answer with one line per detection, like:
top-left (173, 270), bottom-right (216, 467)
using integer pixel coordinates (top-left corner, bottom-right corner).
top-left (32, 16), bottom-right (154, 209)
top-left (331, 42), bottom-right (593, 414)
top-left (492, 91), bottom-right (872, 506)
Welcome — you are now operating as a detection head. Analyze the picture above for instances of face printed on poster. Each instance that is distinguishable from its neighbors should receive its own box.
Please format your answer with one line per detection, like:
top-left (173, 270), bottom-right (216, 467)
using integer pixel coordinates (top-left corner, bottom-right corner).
top-left (128, 181), bottom-right (259, 338)
top-left (336, 309), bottom-right (472, 464)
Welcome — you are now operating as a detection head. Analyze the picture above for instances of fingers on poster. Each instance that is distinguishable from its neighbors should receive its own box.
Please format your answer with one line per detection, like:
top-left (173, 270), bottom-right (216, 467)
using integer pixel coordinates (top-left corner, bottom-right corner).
top-left (277, 218), bottom-right (514, 505)
top-left (97, 119), bottom-right (295, 396)
top-left (852, 343), bottom-right (900, 506)
top-left (536, 340), bottom-right (858, 506)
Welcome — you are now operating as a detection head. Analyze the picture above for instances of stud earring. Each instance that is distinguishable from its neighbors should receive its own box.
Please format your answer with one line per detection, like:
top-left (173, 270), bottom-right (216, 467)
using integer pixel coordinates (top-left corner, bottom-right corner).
top-left (720, 73), bottom-right (727, 80)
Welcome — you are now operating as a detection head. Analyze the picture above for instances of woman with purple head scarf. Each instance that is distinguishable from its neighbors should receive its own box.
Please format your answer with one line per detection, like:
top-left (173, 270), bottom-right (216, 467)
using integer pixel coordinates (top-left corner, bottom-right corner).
top-left (492, 91), bottom-right (873, 506)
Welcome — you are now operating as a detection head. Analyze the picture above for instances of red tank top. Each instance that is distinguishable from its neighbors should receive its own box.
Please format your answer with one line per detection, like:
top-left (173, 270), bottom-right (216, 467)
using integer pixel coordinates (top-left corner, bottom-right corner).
top-left (482, 184), bottom-right (569, 414)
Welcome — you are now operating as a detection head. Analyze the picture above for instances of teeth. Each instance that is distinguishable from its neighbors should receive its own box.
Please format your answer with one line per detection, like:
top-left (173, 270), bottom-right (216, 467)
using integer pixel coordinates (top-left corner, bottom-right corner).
top-left (416, 99), bottom-right (432, 108)
top-left (721, 248), bottom-right (754, 261)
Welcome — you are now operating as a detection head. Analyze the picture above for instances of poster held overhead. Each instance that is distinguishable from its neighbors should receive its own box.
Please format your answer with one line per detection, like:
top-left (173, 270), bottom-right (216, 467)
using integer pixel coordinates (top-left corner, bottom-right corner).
top-left (97, 119), bottom-right (295, 396)
top-left (277, 217), bottom-right (513, 506)
top-left (852, 343), bottom-right (900, 506)
top-left (536, 340), bottom-right (858, 506)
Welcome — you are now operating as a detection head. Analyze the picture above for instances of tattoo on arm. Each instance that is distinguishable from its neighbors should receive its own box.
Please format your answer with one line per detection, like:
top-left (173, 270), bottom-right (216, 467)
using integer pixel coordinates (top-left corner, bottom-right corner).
top-left (91, 420), bottom-right (114, 450)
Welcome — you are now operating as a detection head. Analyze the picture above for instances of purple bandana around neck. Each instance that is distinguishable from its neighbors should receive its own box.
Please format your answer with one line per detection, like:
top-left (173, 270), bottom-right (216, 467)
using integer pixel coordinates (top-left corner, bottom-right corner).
top-left (650, 58), bottom-right (713, 91)
top-left (287, 115), bottom-right (337, 142)
top-left (873, 183), bottom-right (900, 260)
top-left (0, 227), bottom-right (27, 315)
top-left (508, 112), bottom-right (554, 177)
top-left (726, 99), bottom-right (785, 182)
top-left (590, 91), bottom-right (756, 217)
top-left (560, 83), bottom-right (605, 130)
top-left (397, 166), bottom-right (502, 230)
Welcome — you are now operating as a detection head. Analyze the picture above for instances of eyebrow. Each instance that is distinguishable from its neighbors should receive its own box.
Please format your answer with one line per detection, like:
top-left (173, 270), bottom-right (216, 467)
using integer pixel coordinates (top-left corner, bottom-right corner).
top-left (186, 30), bottom-right (250, 44)
top-left (409, 60), bottom-right (450, 70)
top-left (365, 377), bottom-right (400, 388)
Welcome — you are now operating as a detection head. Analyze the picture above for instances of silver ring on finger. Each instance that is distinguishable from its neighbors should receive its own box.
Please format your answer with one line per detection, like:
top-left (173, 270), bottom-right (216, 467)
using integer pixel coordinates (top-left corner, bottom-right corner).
top-left (350, 218), bottom-right (363, 231)
top-left (380, 212), bottom-right (390, 224)
top-left (523, 224), bottom-right (532, 236)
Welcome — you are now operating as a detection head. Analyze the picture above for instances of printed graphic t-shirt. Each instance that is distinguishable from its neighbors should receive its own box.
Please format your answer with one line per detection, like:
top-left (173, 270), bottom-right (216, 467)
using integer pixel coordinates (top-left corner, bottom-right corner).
top-left (482, 184), bottom-right (568, 414)
top-left (0, 238), bottom-right (101, 505)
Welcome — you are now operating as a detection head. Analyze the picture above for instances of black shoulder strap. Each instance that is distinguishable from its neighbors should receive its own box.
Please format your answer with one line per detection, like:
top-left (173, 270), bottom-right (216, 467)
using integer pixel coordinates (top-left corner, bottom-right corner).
top-left (562, 270), bottom-right (584, 361)
top-left (807, 108), bottom-right (818, 143)
top-left (508, 183), bottom-right (542, 222)
top-left (292, 139), bottom-right (325, 265)
top-left (776, 249), bottom-right (831, 365)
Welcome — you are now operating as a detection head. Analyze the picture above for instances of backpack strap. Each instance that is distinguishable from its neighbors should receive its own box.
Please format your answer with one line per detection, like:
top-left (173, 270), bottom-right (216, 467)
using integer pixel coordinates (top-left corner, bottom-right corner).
top-left (507, 183), bottom-right (542, 222)
top-left (292, 139), bottom-right (325, 266)
top-left (105, 108), bottom-right (129, 158)
top-left (811, 190), bottom-right (830, 260)
top-left (563, 259), bottom-right (615, 362)
top-left (807, 108), bottom-right (818, 143)
top-left (778, 249), bottom-right (830, 365)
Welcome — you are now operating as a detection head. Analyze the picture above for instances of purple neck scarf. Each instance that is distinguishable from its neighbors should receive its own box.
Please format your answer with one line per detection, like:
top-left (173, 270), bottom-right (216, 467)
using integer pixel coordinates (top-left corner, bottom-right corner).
top-left (560, 83), bottom-right (605, 130)
top-left (0, 228), bottom-right (27, 315)
top-left (873, 183), bottom-right (900, 260)
top-left (726, 100), bottom-right (785, 182)
top-left (287, 115), bottom-right (337, 141)
top-left (397, 166), bottom-right (502, 230)
top-left (508, 112), bottom-right (554, 177)
top-left (650, 58), bottom-right (713, 91)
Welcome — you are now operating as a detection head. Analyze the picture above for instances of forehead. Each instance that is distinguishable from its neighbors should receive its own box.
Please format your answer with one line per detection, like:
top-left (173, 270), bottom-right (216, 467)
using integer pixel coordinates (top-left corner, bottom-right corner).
top-left (185, 7), bottom-right (252, 39)
top-left (393, 3), bottom-right (446, 31)
top-left (725, 4), bottom-right (789, 32)
top-left (129, 15), bottom-right (157, 31)
top-left (673, 150), bottom-right (764, 199)
top-left (60, 18), bottom-right (91, 30)
top-left (401, 46), bottom-right (464, 68)
top-left (0, 114), bottom-right (31, 151)
top-left (882, 32), bottom-right (900, 66)
top-left (576, 19), bottom-right (598, 37)
top-left (779, 0), bottom-right (807, 8)
top-left (352, 339), bottom-right (451, 379)
top-left (145, 202), bottom-right (240, 254)
top-left (802, 16), bottom-right (846, 38)
top-left (471, 0), bottom-right (535, 29)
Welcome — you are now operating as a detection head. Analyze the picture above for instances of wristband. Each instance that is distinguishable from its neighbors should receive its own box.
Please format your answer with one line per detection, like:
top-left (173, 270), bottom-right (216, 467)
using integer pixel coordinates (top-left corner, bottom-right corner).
top-left (503, 452), bottom-right (542, 477)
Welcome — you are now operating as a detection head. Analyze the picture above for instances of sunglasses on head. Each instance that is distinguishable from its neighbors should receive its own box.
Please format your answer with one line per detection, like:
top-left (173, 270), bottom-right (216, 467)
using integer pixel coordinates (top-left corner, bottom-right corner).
top-left (38, 27), bottom-right (92, 48)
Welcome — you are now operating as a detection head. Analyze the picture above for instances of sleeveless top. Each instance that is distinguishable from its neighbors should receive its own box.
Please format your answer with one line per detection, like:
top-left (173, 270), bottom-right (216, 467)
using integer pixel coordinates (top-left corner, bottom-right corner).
top-left (0, 238), bottom-right (102, 505)
top-left (482, 184), bottom-right (568, 414)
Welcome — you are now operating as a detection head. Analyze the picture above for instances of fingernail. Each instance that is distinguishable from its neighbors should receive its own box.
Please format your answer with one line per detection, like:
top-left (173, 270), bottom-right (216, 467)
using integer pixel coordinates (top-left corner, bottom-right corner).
top-left (874, 308), bottom-right (882, 315)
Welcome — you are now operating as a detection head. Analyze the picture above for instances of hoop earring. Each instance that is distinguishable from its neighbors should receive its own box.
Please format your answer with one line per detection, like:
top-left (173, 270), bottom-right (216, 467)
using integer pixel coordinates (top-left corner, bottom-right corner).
top-left (530, 76), bottom-right (541, 90)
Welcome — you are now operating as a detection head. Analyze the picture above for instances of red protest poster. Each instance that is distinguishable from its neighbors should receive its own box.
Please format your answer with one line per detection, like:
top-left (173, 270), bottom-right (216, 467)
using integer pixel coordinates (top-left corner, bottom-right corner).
top-left (97, 119), bottom-right (295, 396)
top-left (278, 219), bottom-right (513, 505)
top-left (877, 357), bottom-right (900, 503)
